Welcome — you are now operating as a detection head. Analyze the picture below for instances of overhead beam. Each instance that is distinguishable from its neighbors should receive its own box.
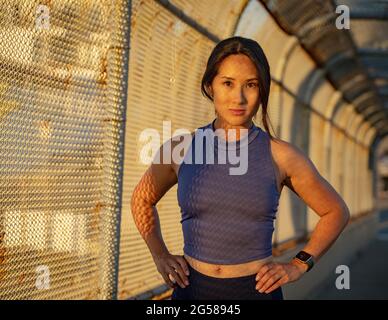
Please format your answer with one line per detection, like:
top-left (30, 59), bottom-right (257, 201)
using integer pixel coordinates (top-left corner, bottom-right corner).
top-left (350, 8), bottom-right (388, 20)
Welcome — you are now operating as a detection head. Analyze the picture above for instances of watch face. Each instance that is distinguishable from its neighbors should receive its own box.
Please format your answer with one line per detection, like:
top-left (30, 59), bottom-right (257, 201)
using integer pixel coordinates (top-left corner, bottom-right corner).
top-left (296, 251), bottom-right (311, 262)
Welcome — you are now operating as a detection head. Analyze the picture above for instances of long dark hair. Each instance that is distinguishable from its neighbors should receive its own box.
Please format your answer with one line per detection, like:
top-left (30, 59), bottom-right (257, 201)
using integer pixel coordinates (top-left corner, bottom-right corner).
top-left (201, 36), bottom-right (276, 140)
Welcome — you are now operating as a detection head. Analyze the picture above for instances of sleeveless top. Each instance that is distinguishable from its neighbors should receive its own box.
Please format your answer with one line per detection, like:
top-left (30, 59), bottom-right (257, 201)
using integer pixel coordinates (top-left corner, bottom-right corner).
top-left (177, 119), bottom-right (280, 264)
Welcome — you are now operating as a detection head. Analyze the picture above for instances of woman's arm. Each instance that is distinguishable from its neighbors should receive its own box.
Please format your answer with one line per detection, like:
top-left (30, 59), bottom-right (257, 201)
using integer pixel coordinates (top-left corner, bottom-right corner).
top-left (130, 139), bottom-right (190, 289)
top-left (256, 139), bottom-right (350, 294)
top-left (279, 139), bottom-right (350, 262)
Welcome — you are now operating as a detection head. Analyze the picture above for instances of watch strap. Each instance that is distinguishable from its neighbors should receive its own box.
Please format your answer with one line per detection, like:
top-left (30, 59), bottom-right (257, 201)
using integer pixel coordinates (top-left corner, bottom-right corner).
top-left (294, 251), bottom-right (314, 272)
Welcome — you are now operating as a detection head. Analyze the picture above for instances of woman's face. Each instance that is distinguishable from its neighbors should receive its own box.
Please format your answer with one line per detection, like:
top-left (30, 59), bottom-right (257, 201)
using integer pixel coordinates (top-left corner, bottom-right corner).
top-left (209, 54), bottom-right (260, 129)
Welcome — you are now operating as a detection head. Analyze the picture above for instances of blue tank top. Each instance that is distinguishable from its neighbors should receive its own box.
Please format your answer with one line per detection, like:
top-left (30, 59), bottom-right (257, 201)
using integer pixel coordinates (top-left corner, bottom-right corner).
top-left (177, 119), bottom-right (280, 264)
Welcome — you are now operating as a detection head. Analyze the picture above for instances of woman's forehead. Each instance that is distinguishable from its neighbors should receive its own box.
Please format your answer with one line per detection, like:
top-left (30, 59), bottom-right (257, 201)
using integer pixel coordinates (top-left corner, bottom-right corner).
top-left (217, 55), bottom-right (258, 78)
top-left (218, 74), bottom-right (258, 81)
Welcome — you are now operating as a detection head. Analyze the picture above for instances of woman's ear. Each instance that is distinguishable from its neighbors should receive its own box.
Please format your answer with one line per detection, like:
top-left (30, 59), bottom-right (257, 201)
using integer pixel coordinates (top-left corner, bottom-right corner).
top-left (205, 84), bottom-right (213, 98)
top-left (207, 85), bottom-right (213, 98)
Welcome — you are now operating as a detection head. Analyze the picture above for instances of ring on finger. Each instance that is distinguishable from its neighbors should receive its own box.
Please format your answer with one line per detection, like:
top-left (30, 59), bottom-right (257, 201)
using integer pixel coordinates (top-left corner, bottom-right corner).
top-left (168, 273), bottom-right (176, 283)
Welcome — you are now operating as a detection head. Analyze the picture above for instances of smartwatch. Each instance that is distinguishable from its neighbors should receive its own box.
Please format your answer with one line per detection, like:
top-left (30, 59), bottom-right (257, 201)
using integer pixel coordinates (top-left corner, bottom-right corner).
top-left (294, 251), bottom-right (314, 272)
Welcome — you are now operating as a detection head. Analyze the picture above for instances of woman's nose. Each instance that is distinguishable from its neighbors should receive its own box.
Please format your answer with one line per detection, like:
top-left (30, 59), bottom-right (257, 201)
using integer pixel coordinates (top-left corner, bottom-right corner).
top-left (232, 86), bottom-right (247, 103)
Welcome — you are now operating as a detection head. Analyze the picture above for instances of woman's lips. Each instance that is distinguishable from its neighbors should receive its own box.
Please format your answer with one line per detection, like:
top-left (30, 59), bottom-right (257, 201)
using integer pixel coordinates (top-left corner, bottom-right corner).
top-left (229, 109), bottom-right (245, 116)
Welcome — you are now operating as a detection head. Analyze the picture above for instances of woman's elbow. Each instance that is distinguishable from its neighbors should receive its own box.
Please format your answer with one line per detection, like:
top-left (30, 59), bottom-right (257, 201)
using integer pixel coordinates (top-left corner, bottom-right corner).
top-left (339, 202), bottom-right (350, 226)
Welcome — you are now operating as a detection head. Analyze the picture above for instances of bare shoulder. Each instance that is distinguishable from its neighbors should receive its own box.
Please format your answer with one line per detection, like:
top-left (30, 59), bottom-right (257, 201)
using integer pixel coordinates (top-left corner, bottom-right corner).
top-left (170, 131), bottom-right (195, 155)
top-left (269, 136), bottom-right (348, 216)
top-left (270, 138), bottom-right (316, 182)
top-left (170, 131), bottom-right (195, 146)
top-left (170, 131), bottom-right (195, 177)
top-left (269, 136), bottom-right (326, 199)
top-left (157, 132), bottom-right (194, 159)
top-left (270, 137), bottom-right (304, 163)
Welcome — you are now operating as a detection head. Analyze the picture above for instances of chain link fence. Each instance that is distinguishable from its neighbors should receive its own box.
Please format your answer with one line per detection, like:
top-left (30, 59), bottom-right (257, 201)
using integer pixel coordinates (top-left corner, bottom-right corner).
top-left (0, 0), bottom-right (130, 299)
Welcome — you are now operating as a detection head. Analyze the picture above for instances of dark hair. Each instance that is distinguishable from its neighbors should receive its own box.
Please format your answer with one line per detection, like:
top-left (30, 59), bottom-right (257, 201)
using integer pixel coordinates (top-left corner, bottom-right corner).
top-left (201, 36), bottom-right (276, 140)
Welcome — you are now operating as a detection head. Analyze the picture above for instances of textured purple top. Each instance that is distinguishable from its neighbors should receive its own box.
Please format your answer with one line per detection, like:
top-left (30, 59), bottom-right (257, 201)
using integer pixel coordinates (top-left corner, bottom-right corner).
top-left (177, 119), bottom-right (280, 264)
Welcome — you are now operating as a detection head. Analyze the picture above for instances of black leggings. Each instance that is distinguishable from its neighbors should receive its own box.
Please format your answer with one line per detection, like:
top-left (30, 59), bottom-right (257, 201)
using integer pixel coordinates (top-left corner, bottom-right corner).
top-left (171, 264), bottom-right (283, 300)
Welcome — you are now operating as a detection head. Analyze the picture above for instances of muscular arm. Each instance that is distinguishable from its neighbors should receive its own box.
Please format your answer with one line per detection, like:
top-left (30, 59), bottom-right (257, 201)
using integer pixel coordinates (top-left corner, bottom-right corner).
top-left (256, 139), bottom-right (350, 294)
top-left (131, 135), bottom-right (192, 289)
top-left (130, 140), bottom-right (178, 258)
top-left (274, 139), bottom-right (350, 263)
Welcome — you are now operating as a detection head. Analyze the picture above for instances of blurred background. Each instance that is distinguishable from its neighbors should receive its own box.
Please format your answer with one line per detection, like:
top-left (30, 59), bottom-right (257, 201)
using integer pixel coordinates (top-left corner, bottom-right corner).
top-left (0, 0), bottom-right (387, 300)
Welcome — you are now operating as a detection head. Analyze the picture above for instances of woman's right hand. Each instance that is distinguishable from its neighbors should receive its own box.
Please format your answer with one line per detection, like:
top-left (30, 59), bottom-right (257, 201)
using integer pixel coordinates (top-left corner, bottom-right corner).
top-left (152, 253), bottom-right (190, 289)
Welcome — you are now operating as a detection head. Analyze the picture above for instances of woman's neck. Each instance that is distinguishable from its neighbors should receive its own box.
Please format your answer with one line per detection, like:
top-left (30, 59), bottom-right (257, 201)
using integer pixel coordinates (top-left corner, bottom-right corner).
top-left (213, 118), bottom-right (253, 141)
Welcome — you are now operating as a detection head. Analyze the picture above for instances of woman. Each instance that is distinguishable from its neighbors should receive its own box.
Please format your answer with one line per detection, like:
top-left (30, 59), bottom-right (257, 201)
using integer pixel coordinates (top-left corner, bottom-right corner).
top-left (131, 36), bottom-right (350, 300)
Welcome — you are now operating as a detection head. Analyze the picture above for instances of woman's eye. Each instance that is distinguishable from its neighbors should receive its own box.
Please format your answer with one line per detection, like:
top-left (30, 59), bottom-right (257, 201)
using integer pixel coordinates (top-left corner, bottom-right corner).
top-left (223, 81), bottom-right (257, 88)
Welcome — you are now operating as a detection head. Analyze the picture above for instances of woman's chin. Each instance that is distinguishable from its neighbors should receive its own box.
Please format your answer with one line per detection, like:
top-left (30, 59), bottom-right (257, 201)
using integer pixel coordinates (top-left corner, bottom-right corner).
top-left (221, 116), bottom-right (250, 127)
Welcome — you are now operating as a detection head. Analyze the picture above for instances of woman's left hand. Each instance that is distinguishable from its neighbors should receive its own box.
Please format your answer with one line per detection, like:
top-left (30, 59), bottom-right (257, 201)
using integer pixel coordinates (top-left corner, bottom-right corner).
top-left (255, 260), bottom-right (308, 294)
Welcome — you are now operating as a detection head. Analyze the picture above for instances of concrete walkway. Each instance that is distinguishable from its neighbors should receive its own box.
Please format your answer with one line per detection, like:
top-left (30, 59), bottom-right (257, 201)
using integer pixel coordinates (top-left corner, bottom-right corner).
top-left (313, 207), bottom-right (388, 300)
